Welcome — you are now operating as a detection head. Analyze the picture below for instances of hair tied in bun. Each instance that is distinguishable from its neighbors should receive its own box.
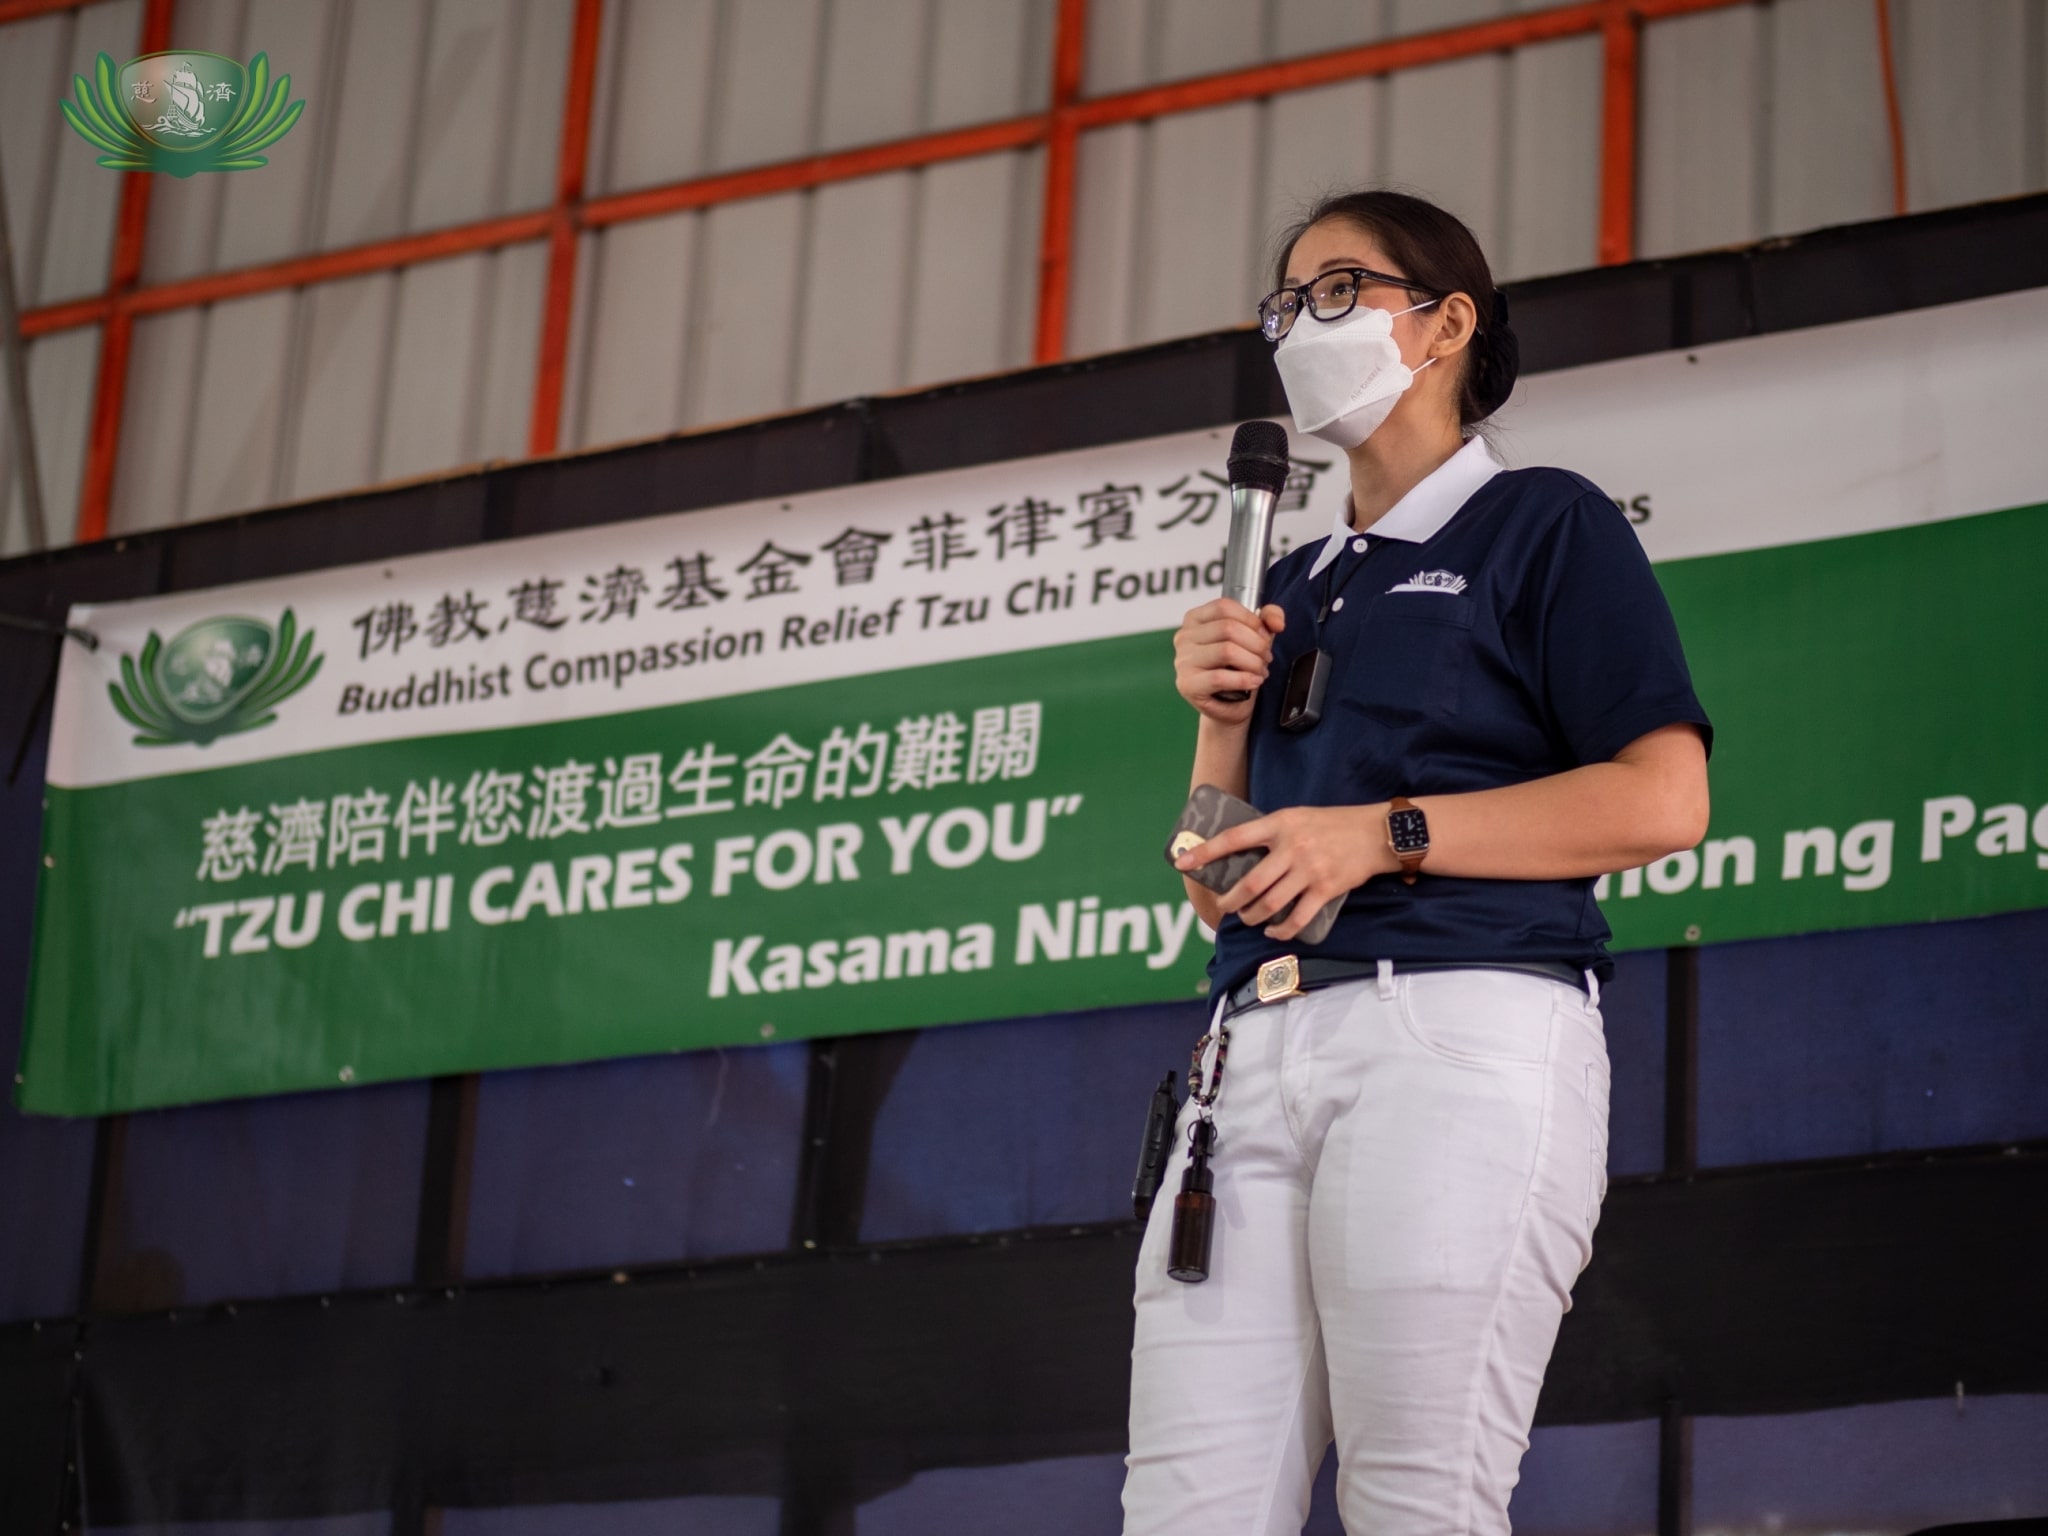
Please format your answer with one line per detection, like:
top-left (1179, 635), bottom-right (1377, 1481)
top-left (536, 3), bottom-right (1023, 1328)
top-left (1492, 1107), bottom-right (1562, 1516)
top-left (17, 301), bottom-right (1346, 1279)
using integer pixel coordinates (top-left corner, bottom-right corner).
top-left (1474, 291), bottom-right (1520, 417)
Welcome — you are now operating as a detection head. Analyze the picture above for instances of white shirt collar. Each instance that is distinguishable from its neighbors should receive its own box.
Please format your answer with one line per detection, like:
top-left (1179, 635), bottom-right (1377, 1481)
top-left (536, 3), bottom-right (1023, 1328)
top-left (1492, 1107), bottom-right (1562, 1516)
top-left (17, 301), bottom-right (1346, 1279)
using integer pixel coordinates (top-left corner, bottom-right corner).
top-left (1307, 434), bottom-right (1504, 578)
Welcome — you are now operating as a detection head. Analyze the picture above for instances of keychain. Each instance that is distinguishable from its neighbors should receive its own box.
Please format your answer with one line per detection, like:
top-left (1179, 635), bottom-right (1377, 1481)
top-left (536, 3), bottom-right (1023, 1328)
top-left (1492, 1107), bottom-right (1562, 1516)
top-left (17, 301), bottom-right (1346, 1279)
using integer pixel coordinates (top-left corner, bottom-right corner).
top-left (1167, 1119), bottom-right (1217, 1282)
top-left (1168, 1023), bottom-right (1228, 1283)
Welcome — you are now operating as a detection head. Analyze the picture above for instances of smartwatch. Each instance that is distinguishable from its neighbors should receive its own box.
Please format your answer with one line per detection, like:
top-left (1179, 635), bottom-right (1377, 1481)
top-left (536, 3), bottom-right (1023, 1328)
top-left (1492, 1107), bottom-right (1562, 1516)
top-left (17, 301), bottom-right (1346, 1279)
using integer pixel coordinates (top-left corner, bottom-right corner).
top-left (1387, 796), bottom-right (1429, 885)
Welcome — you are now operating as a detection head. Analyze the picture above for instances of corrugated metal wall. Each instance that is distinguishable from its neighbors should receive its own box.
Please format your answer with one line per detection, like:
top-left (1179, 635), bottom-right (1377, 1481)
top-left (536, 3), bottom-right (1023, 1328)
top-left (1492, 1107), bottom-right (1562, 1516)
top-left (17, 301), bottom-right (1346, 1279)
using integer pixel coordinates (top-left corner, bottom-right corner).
top-left (3, 0), bottom-right (2046, 558)
top-left (114, 0), bottom-right (569, 530)
top-left (1068, 0), bottom-right (1608, 356)
top-left (562, 0), bottom-right (1053, 449)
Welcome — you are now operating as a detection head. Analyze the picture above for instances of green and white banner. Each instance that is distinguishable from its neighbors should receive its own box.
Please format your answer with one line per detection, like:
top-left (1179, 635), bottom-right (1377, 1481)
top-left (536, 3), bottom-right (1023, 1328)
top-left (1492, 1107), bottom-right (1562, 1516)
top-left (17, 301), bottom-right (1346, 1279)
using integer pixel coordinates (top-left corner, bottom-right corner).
top-left (19, 286), bottom-right (2048, 1114)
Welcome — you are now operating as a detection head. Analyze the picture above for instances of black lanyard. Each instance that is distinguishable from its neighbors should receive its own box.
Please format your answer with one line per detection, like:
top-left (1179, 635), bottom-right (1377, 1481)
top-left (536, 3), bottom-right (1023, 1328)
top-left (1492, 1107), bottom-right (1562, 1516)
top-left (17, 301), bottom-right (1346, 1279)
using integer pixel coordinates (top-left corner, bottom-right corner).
top-left (1281, 534), bottom-right (1377, 734)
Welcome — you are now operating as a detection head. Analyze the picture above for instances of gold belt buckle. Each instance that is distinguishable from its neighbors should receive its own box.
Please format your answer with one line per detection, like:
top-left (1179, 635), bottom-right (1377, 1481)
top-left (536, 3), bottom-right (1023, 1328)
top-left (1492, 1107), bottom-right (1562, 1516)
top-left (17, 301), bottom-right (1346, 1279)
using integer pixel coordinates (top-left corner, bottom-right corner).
top-left (1254, 954), bottom-right (1302, 1004)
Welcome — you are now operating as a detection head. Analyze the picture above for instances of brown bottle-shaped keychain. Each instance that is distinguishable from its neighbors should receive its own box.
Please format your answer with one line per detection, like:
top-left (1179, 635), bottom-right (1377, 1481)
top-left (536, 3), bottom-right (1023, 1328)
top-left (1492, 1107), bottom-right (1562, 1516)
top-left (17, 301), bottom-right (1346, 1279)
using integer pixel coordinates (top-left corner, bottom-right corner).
top-left (1167, 1117), bottom-right (1217, 1282)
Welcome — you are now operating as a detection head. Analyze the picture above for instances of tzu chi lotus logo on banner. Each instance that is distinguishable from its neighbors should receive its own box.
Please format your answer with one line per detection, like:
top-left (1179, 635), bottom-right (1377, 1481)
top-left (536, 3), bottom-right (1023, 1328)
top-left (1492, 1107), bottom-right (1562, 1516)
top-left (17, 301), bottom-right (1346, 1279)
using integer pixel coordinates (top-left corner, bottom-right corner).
top-left (106, 610), bottom-right (323, 747)
top-left (60, 51), bottom-right (305, 176)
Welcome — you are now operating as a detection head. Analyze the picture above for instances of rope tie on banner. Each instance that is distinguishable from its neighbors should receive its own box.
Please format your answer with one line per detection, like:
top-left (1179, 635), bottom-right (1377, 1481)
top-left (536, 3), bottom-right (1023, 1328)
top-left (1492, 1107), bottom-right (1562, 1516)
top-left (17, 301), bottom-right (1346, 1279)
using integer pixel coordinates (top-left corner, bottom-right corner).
top-left (2, 614), bottom-right (99, 787)
top-left (0, 612), bottom-right (100, 649)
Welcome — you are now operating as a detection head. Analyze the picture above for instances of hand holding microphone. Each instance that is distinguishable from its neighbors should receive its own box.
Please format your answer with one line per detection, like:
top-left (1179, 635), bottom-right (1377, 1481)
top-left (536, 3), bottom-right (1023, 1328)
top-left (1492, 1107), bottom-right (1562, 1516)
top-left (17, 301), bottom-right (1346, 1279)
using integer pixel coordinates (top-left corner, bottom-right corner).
top-left (1172, 599), bottom-right (1285, 726)
top-left (1171, 421), bottom-right (1291, 724)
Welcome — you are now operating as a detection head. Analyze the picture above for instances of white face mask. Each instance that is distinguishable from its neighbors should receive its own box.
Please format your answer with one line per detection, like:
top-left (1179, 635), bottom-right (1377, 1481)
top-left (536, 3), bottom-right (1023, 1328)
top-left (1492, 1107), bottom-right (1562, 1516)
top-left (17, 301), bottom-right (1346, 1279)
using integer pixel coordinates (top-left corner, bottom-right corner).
top-left (1273, 300), bottom-right (1436, 449)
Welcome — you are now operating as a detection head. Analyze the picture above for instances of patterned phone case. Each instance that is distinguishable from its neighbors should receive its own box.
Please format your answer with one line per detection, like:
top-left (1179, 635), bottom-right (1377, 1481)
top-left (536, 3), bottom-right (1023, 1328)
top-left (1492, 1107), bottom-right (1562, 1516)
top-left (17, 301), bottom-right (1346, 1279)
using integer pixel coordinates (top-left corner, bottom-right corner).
top-left (1164, 784), bottom-right (1344, 945)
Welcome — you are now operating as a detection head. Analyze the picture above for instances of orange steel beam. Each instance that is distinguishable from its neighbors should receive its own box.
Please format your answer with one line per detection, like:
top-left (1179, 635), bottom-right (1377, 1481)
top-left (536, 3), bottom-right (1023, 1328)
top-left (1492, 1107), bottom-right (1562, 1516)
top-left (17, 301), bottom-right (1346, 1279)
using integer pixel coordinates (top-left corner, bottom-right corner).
top-left (15, 123), bottom-right (1061, 339)
top-left (18, 211), bottom-right (555, 339)
top-left (1598, 0), bottom-right (1641, 266)
top-left (73, 0), bottom-right (174, 545)
top-left (19, 119), bottom-right (1055, 342)
top-left (1872, 0), bottom-right (1908, 216)
top-left (582, 112), bottom-right (1047, 228)
top-left (1631, 0), bottom-right (1757, 15)
top-left (1032, 0), bottom-right (1088, 364)
top-left (526, 0), bottom-right (604, 457)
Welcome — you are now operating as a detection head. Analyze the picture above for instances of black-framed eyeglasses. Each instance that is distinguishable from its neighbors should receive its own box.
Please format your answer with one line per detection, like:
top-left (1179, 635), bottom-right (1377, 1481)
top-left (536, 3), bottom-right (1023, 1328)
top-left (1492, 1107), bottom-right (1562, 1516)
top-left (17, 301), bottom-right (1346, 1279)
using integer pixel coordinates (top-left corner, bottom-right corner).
top-left (1256, 266), bottom-right (1442, 342)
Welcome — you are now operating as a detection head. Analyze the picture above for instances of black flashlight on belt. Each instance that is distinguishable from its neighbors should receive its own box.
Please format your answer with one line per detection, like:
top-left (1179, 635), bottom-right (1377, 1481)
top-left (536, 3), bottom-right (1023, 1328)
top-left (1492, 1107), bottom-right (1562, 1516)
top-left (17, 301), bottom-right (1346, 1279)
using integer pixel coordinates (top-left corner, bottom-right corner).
top-left (1167, 1118), bottom-right (1218, 1283)
top-left (1131, 1070), bottom-right (1179, 1220)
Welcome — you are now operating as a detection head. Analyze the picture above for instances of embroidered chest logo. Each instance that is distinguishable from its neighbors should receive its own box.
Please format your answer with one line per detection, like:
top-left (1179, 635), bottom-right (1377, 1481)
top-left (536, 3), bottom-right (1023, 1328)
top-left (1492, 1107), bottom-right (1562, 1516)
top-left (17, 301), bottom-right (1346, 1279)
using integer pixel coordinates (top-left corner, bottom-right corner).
top-left (1387, 570), bottom-right (1468, 595)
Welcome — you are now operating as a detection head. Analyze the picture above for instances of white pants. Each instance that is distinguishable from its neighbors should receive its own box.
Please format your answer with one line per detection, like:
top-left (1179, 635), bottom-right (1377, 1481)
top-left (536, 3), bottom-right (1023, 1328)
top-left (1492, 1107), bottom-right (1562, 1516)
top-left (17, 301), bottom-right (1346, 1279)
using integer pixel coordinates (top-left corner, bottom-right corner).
top-left (1122, 966), bottom-right (1611, 1536)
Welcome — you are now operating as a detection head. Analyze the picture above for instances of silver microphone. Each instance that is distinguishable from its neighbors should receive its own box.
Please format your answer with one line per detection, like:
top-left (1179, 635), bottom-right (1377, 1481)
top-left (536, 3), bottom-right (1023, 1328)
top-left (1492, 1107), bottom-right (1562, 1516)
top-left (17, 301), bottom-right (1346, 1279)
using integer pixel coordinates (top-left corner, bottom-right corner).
top-left (1214, 420), bottom-right (1292, 701)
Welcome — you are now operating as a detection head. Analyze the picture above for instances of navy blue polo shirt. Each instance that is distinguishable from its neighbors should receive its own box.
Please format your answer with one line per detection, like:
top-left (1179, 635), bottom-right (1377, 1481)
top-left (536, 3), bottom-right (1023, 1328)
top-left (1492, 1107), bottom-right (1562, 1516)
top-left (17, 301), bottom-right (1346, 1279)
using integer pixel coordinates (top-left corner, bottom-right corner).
top-left (1209, 435), bottom-right (1712, 993)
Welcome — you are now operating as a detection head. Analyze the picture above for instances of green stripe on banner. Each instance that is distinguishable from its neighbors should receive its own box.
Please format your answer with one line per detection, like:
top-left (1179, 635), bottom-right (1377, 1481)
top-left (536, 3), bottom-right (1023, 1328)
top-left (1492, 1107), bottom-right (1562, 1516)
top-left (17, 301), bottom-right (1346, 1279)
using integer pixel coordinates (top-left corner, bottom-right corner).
top-left (1616, 499), bottom-right (2048, 947)
top-left (22, 632), bottom-right (1201, 1115)
top-left (18, 503), bottom-right (2048, 1115)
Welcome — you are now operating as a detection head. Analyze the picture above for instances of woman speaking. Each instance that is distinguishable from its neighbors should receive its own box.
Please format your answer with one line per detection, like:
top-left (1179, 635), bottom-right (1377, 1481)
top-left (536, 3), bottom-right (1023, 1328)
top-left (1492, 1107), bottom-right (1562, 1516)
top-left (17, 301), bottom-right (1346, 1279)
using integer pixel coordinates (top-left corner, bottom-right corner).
top-left (1124, 189), bottom-right (1712, 1534)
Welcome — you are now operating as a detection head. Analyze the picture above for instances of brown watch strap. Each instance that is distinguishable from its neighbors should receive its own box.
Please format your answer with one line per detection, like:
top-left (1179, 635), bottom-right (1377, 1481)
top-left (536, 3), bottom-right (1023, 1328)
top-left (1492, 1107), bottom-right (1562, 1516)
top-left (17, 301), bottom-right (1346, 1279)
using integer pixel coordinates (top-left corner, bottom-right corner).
top-left (1391, 795), bottom-right (1426, 885)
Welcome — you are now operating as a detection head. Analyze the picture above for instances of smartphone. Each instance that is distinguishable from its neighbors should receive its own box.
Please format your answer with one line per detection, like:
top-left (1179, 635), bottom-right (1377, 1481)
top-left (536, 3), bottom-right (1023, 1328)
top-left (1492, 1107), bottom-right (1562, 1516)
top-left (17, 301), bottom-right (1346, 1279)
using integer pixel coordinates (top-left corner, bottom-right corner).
top-left (1164, 784), bottom-right (1344, 945)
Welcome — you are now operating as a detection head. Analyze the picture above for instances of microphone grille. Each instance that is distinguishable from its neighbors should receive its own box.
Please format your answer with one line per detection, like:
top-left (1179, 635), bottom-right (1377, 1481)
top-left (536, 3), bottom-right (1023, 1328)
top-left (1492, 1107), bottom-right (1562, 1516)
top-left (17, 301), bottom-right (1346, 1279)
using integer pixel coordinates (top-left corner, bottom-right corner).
top-left (1226, 420), bottom-right (1291, 494)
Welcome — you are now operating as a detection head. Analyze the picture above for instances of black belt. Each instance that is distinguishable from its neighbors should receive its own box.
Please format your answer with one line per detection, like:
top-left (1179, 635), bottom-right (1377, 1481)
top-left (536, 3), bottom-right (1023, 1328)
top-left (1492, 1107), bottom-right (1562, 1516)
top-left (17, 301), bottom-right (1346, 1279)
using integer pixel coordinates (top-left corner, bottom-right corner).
top-left (1221, 956), bottom-right (1587, 1020)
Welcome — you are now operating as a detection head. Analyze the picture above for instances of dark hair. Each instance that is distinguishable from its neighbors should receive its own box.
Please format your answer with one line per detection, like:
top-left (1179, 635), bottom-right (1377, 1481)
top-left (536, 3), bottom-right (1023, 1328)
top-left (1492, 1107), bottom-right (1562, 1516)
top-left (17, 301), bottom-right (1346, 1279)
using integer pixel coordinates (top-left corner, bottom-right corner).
top-left (1270, 189), bottom-right (1519, 427)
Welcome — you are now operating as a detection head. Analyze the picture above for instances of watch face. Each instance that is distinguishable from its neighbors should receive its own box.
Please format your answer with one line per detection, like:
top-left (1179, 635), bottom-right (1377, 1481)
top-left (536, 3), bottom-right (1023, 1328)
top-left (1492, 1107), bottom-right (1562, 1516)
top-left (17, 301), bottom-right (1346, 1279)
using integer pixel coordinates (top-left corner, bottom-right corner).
top-left (1389, 807), bottom-right (1429, 854)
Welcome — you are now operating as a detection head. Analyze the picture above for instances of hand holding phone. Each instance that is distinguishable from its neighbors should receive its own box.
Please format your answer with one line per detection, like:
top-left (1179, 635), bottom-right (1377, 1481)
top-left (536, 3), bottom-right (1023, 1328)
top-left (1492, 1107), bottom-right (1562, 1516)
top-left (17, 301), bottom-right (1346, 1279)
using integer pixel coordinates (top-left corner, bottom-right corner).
top-left (1164, 784), bottom-right (1344, 945)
